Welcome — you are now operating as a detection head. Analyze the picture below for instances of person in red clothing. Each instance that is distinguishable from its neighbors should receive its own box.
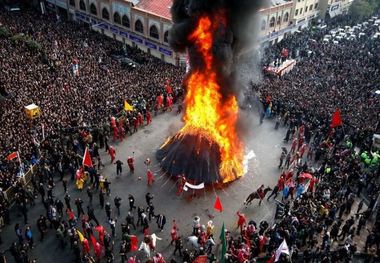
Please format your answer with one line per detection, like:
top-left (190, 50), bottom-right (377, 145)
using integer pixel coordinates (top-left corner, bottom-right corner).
top-left (118, 119), bottom-right (125, 141)
top-left (259, 234), bottom-right (267, 252)
top-left (176, 175), bottom-right (186, 196)
top-left (166, 95), bottom-right (173, 112)
top-left (112, 126), bottom-right (119, 141)
top-left (290, 137), bottom-right (298, 153)
top-left (145, 111), bottom-right (152, 125)
top-left (299, 143), bottom-right (307, 158)
top-left (127, 156), bottom-right (134, 173)
top-left (82, 238), bottom-right (90, 255)
top-left (256, 185), bottom-right (265, 205)
top-left (147, 169), bottom-right (154, 186)
top-left (108, 146), bottom-right (116, 164)
top-left (133, 117), bottom-right (138, 133)
top-left (156, 94), bottom-right (163, 110)
top-left (236, 211), bottom-right (246, 232)
top-left (137, 112), bottom-right (144, 127)
top-left (94, 225), bottom-right (105, 245)
top-left (94, 242), bottom-right (102, 261)
top-left (165, 79), bottom-right (173, 94)
top-left (277, 174), bottom-right (285, 191)
top-left (170, 220), bottom-right (178, 245)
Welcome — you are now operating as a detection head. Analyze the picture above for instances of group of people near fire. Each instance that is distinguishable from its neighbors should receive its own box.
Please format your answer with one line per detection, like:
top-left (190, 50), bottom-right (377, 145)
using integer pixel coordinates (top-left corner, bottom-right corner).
top-left (0, 4), bottom-right (379, 263)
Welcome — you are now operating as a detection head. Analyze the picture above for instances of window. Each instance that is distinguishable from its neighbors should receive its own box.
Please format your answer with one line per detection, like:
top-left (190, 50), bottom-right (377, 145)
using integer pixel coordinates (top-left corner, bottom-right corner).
top-left (164, 31), bottom-right (169, 43)
top-left (261, 19), bottom-right (266, 30)
top-left (102, 8), bottom-right (109, 20)
top-left (277, 16), bottom-right (281, 25)
top-left (90, 3), bottom-right (97, 15)
top-left (300, 8), bottom-right (303, 14)
top-left (114, 12), bottom-right (121, 24)
top-left (122, 15), bottom-right (130, 28)
top-left (69, 0), bottom-right (75, 7)
top-left (269, 17), bottom-right (275, 27)
top-left (149, 25), bottom-right (159, 39)
top-left (135, 19), bottom-right (144, 34)
top-left (310, 4), bottom-right (313, 10)
top-left (295, 9), bottom-right (298, 16)
top-left (305, 6), bottom-right (308, 12)
top-left (79, 0), bottom-right (85, 10)
top-left (314, 3), bottom-right (318, 9)
top-left (283, 12), bottom-right (289, 22)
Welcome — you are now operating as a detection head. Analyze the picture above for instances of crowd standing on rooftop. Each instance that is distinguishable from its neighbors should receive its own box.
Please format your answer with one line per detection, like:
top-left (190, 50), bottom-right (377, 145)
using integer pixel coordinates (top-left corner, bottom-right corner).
top-left (0, 5), bottom-right (379, 263)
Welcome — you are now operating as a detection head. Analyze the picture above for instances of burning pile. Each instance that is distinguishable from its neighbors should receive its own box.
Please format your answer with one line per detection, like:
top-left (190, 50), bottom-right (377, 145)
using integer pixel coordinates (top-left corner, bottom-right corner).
top-left (157, 0), bottom-right (263, 184)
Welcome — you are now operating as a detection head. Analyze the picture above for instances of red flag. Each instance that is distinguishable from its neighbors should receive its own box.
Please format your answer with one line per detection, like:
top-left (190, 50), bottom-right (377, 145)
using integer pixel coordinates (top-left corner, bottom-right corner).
top-left (6, 151), bottom-right (18, 161)
top-left (130, 235), bottom-right (138, 251)
top-left (82, 147), bottom-right (93, 167)
top-left (214, 196), bottom-right (223, 212)
top-left (331, 109), bottom-right (343, 128)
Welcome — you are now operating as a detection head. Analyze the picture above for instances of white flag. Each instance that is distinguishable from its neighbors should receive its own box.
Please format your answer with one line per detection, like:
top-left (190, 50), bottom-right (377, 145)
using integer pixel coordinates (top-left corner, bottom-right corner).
top-left (275, 239), bottom-right (290, 262)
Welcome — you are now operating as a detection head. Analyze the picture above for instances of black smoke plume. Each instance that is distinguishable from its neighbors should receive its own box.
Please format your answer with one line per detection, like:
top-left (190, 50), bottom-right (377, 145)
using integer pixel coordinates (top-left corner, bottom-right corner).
top-left (156, 0), bottom-right (265, 184)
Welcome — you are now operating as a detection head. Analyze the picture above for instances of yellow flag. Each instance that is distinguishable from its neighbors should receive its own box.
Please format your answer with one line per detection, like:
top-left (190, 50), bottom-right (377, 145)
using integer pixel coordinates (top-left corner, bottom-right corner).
top-left (77, 229), bottom-right (85, 242)
top-left (124, 101), bottom-right (134, 111)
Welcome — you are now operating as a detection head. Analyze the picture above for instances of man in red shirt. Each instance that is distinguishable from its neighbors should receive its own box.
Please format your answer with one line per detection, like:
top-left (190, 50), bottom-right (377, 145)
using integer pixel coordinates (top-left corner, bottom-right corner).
top-left (127, 156), bottom-right (135, 173)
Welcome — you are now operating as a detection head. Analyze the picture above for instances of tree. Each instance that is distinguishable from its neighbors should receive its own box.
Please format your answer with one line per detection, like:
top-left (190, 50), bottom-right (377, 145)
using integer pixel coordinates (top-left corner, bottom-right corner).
top-left (349, 0), bottom-right (379, 21)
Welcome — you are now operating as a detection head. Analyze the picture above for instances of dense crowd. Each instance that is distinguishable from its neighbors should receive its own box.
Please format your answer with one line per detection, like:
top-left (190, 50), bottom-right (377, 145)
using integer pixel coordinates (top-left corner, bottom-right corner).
top-left (0, 10), bottom-right (183, 191)
top-left (250, 13), bottom-right (380, 263)
top-left (0, 5), bottom-right (379, 263)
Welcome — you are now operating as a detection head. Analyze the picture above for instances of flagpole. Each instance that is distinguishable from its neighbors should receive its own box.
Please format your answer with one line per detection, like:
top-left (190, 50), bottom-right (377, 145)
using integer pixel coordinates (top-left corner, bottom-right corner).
top-left (42, 123), bottom-right (45, 140)
top-left (16, 151), bottom-right (21, 166)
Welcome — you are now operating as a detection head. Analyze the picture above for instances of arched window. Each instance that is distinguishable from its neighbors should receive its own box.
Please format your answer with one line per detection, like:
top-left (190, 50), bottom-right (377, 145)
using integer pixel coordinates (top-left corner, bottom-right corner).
top-left (269, 17), bottom-right (275, 27)
top-left (102, 8), bottom-right (109, 20)
top-left (277, 16), bottom-right (281, 25)
top-left (283, 12), bottom-right (289, 22)
top-left (149, 25), bottom-right (159, 39)
top-left (261, 19), bottom-right (266, 30)
top-left (164, 31), bottom-right (169, 43)
top-left (90, 3), bottom-right (97, 15)
top-left (135, 19), bottom-right (144, 34)
top-left (69, 0), bottom-right (75, 7)
top-left (114, 12), bottom-right (121, 24)
top-left (122, 15), bottom-right (130, 28)
top-left (79, 0), bottom-right (86, 10)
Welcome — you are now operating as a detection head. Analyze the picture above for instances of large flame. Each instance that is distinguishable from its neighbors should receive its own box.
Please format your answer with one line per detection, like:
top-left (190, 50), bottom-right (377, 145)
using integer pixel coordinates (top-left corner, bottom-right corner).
top-left (179, 16), bottom-right (244, 183)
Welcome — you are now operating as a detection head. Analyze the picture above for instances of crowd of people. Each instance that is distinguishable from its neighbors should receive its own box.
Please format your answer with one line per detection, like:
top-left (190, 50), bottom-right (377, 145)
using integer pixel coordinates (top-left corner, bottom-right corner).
top-left (249, 12), bottom-right (380, 263)
top-left (0, 4), bottom-right (379, 263)
top-left (0, 10), bottom-right (183, 191)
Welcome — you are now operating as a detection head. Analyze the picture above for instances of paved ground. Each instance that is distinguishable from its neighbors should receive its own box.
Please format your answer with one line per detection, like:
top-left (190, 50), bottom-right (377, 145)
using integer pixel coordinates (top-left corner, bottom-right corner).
top-left (0, 108), bottom-right (288, 262)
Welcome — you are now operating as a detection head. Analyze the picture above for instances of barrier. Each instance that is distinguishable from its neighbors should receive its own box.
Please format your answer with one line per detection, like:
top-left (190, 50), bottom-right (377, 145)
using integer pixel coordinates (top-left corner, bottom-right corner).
top-left (3, 161), bottom-right (39, 202)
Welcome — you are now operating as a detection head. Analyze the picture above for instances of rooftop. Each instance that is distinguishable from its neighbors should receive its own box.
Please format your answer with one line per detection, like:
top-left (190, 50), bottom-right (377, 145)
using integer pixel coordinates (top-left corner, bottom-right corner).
top-left (135, 0), bottom-right (172, 20)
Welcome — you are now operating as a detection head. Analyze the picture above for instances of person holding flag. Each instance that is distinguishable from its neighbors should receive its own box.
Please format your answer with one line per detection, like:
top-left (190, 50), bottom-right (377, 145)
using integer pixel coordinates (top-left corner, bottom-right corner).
top-left (267, 239), bottom-right (290, 263)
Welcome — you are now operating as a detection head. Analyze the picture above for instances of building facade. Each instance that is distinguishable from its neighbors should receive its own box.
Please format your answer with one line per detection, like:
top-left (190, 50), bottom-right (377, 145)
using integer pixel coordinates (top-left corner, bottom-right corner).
top-left (259, 1), bottom-right (294, 45)
top-left (43, 0), bottom-right (351, 65)
top-left (318, 0), bottom-right (354, 20)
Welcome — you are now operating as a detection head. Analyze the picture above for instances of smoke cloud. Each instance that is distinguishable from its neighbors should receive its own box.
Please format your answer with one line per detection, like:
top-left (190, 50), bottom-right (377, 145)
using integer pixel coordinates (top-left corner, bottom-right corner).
top-left (169, 0), bottom-right (265, 142)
